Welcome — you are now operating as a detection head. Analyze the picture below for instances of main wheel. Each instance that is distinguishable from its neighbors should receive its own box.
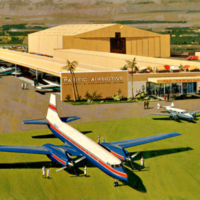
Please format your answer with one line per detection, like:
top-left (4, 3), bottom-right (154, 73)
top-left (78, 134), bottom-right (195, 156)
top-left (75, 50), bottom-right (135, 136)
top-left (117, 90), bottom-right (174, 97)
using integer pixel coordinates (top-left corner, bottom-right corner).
top-left (114, 182), bottom-right (118, 187)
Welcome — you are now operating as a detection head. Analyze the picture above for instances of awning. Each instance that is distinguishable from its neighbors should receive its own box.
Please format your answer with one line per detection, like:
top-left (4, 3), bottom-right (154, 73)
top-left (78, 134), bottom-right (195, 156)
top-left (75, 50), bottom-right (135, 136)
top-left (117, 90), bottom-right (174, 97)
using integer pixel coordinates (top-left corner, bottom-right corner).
top-left (156, 65), bottom-right (166, 71)
top-left (188, 66), bottom-right (197, 71)
top-left (139, 67), bottom-right (148, 72)
top-left (170, 66), bottom-right (179, 71)
top-left (164, 65), bottom-right (170, 70)
top-left (148, 76), bottom-right (200, 83)
top-left (182, 65), bottom-right (190, 69)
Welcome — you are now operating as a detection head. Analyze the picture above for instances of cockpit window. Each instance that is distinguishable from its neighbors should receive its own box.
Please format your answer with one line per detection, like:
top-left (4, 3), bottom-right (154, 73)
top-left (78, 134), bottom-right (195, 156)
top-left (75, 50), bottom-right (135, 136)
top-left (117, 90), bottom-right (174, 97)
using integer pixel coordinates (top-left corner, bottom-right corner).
top-left (107, 162), bottom-right (111, 167)
top-left (111, 163), bottom-right (122, 168)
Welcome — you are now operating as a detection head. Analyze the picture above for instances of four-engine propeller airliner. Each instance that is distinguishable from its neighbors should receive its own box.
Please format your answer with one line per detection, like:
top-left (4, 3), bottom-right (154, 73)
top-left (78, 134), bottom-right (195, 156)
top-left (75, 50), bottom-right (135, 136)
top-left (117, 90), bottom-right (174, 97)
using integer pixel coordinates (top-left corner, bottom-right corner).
top-left (151, 103), bottom-right (200, 121)
top-left (0, 95), bottom-right (181, 186)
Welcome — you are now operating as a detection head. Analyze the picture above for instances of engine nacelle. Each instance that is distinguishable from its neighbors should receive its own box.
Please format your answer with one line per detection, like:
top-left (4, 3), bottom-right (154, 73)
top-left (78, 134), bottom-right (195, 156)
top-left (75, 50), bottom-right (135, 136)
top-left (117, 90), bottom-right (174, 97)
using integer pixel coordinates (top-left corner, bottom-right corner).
top-left (43, 144), bottom-right (71, 166)
top-left (190, 112), bottom-right (196, 119)
top-left (170, 113), bottom-right (178, 120)
top-left (101, 142), bottom-right (127, 161)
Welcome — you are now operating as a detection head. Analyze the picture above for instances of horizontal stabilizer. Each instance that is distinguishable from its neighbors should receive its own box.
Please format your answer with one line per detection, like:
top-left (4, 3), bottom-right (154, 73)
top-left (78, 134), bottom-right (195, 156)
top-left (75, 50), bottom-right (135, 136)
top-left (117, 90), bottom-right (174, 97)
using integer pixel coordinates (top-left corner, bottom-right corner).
top-left (60, 116), bottom-right (80, 123)
top-left (23, 116), bottom-right (80, 125)
top-left (23, 118), bottom-right (49, 125)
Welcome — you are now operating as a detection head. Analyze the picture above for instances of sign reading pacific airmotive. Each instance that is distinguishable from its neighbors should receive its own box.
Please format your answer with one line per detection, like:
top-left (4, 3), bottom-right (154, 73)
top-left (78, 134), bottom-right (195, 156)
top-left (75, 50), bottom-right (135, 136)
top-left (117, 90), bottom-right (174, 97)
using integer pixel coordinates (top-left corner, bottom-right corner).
top-left (61, 71), bottom-right (128, 101)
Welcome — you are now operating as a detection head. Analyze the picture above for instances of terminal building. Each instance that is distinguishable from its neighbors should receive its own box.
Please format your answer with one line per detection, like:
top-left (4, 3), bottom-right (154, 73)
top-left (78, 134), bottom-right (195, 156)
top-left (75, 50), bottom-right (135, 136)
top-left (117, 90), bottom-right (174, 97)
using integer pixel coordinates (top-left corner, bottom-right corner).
top-left (0, 24), bottom-right (200, 101)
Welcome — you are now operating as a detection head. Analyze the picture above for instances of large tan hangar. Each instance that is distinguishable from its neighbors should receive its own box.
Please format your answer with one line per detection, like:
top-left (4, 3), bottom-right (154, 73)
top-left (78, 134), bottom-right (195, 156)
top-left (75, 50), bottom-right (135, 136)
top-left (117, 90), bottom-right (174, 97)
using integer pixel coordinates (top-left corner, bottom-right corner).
top-left (28, 24), bottom-right (170, 58)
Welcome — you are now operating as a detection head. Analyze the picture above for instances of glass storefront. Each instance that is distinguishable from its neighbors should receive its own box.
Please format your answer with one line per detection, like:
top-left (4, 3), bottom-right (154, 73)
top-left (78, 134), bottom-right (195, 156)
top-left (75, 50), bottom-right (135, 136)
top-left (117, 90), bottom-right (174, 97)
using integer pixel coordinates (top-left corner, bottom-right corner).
top-left (146, 82), bottom-right (196, 96)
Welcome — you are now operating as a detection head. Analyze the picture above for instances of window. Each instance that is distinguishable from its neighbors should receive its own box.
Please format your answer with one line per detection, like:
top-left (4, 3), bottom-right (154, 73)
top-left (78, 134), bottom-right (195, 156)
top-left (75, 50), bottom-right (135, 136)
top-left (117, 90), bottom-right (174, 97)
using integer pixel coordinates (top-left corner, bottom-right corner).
top-left (115, 32), bottom-right (121, 38)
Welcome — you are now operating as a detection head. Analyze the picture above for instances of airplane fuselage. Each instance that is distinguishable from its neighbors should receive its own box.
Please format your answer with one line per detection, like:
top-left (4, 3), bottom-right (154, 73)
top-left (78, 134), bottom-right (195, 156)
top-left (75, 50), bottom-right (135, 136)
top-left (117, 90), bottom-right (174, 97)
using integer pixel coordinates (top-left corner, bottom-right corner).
top-left (166, 107), bottom-right (194, 120)
top-left (46, 103), bottom-right (128, 181)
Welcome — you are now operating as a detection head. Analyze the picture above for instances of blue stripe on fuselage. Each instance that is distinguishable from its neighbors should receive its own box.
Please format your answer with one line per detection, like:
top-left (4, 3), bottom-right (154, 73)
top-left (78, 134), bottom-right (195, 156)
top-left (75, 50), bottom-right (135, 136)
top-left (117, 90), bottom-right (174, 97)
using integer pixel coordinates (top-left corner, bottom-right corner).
top-left (47, 122), bottom-right (127, 181)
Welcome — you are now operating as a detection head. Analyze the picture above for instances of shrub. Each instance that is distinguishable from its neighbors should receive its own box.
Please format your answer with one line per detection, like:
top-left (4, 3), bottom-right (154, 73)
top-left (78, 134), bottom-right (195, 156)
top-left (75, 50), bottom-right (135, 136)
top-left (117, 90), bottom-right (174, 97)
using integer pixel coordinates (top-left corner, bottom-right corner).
top-left (66, 94), bottom-right (71, 101)
top-left (113, 89), bottom-right (123, 101)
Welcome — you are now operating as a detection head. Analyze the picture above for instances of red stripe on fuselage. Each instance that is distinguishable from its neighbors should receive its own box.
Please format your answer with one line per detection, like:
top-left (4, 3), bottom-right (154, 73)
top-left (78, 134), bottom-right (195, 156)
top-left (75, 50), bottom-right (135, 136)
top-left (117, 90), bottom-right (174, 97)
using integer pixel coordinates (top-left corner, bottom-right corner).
top-left (52, 154), bottom-right (66, 165)
top-left (47, 120), bottom-right (127, 179)
top-left (111, 151), bottom-right (124, 160)
top-left (99, 160), bottom-right (127, 178)
top-left (49, 104), bottom-right (56, 111)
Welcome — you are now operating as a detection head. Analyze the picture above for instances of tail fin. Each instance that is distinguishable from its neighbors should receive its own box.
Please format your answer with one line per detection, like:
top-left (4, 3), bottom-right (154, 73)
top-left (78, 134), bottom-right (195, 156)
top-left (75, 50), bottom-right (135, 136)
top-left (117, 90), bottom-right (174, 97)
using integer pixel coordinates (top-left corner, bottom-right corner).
top-left (46, 94), bottom-right (61, 125)
top-left (23, 94), bottom-right (80, 125)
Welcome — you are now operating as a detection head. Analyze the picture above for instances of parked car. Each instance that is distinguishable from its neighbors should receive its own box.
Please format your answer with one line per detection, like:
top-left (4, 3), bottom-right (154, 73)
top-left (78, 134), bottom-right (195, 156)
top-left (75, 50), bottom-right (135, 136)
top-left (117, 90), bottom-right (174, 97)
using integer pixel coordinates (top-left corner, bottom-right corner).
top-left (186, 55), bottom-right (198, 60)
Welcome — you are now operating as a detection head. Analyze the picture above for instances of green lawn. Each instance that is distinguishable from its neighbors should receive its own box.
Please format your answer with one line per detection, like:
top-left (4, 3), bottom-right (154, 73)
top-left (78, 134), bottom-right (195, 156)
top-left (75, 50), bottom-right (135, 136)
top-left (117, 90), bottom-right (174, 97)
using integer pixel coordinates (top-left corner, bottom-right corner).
top-left (0, 116), bottom-right (199, 200)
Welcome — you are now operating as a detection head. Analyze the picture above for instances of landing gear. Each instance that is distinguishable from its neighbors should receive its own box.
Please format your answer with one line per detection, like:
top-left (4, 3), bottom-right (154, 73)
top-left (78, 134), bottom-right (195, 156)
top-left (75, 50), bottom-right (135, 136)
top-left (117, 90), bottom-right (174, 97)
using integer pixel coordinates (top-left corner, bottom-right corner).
top-left (114, 179), bottom-right (118, 187)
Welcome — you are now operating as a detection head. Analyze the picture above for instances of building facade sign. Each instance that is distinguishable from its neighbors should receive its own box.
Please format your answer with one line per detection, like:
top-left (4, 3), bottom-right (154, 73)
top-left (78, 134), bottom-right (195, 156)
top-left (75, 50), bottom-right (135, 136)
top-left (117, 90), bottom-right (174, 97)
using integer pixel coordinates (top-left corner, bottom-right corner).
top-left (61, 71), bottom-right (128, 101)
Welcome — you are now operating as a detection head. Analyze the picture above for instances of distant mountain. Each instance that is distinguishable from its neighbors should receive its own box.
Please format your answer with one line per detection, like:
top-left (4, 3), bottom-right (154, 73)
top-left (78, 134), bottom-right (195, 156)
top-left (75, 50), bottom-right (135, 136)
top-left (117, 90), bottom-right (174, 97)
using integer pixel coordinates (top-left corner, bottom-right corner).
top-left (0, 0), bottom-right (200, 30)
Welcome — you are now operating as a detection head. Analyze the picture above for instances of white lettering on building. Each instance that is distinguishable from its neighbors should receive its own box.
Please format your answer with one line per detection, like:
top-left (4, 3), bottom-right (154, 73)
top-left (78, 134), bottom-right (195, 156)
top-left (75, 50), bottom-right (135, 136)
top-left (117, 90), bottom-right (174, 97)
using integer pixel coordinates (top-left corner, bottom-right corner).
top-left (64, 77), bottom-right (123, 83)
top-left (90, 77), bottom-right (123, 82)
top-left (63, 78), bottom-right (87, 83)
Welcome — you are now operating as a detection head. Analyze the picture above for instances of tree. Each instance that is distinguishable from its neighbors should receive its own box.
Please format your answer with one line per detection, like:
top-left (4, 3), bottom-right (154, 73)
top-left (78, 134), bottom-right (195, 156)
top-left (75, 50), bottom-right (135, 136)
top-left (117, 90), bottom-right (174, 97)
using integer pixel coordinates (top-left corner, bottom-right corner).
top-left (124, 57), bottom-right (138, 98)
top-left (61, 60), bottom-right (78, 101)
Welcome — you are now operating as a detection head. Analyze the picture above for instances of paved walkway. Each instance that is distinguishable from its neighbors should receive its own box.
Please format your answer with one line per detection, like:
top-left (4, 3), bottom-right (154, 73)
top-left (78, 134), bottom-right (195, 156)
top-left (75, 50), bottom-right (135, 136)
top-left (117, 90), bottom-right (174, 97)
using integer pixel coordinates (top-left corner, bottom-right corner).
top-left (1, 75), bottom-right (200, 133)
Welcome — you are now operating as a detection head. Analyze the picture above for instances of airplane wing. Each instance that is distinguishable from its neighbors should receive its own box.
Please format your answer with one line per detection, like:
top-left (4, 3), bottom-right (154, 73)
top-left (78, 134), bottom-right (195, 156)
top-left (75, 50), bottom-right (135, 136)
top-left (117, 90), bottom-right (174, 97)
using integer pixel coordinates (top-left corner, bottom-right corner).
top-left (42, 79), bottom-right (59, 86)
top-left (57, 143), bottom-right (82, 156)
top-left (150, 113), bottom-right (171, 116)
top-left (151, 112), bottom-right (178, 120)
top-left (190, 110), bottom-right (200, 115)
top-left (0, 143), bottom-right (82, 157)
top-left (36, 85), bottom-right (60, 90)
top-left (106, 132), bottom-right (181, 149)
top-left (0, 145), bottom-right (50, 154)
top-left (36, 79), bottom-right (60, 90)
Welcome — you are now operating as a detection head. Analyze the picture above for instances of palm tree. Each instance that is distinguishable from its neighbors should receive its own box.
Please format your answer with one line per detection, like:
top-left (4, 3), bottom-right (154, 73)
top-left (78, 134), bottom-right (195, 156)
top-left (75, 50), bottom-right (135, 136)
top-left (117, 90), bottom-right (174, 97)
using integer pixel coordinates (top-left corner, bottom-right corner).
top-left (124, 57), bottom-right (138, 98)
top-left (61, 60), bottom-right (78, 101)
top-left (120, 65), bottom-right (128, 70)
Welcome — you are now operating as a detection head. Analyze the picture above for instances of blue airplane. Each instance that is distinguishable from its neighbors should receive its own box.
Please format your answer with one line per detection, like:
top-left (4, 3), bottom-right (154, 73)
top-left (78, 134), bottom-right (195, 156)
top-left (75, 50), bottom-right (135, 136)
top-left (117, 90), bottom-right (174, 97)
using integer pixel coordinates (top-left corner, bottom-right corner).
top-left (0, 94), bottom-right (181, 187)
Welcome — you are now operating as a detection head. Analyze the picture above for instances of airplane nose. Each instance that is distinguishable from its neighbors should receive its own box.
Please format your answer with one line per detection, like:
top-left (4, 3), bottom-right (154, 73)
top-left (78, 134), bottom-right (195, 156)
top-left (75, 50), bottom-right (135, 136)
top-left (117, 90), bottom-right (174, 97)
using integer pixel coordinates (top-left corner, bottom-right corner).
top-left (121, 175), bottom-right (128, 182)
top-left (115, 166), bottom-right (128, 182)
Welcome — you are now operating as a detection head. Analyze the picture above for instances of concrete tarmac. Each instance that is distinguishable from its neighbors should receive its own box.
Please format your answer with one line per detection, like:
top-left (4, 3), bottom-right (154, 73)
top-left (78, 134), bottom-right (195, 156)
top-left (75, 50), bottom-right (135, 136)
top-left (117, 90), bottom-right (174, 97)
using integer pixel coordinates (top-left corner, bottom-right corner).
top-left (1, 76), bottom-right (200, 133)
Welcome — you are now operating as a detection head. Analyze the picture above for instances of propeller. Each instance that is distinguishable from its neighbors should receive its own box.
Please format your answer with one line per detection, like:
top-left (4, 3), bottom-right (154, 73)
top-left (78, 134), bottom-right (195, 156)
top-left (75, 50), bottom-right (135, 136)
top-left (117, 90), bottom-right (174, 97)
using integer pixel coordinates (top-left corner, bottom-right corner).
top-left (56, 156), bottom-right (86, 175)
top-left (123, 149), bottom-right (140, 170)
top-left (71, 161), bottom-right (78, 176)
top-left (126, 154), bottom-right (135, 170)
top-left (131, 151), bottom-right (141, 159)
top-left (174, 115), bottom-right (178, 121)
top-left (171, 113), bottom-right (178, 121)
top-left (56, 166), bottom-right (67, 172)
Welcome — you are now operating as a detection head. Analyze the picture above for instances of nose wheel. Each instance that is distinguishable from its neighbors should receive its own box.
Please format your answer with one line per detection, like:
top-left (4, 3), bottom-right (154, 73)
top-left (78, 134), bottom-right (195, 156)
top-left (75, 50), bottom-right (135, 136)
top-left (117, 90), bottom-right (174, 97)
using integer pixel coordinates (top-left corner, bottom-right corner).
top-left (114, 179), bottom-right (118, 187)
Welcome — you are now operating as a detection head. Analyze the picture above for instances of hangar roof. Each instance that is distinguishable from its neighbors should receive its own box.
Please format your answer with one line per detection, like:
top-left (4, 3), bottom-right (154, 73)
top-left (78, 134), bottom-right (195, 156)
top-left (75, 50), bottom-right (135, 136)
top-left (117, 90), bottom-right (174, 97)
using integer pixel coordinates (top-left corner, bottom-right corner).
top-left (29, 24), bottom-right (160, 37)
top-left (29, 24), bottom-right (115, 36)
